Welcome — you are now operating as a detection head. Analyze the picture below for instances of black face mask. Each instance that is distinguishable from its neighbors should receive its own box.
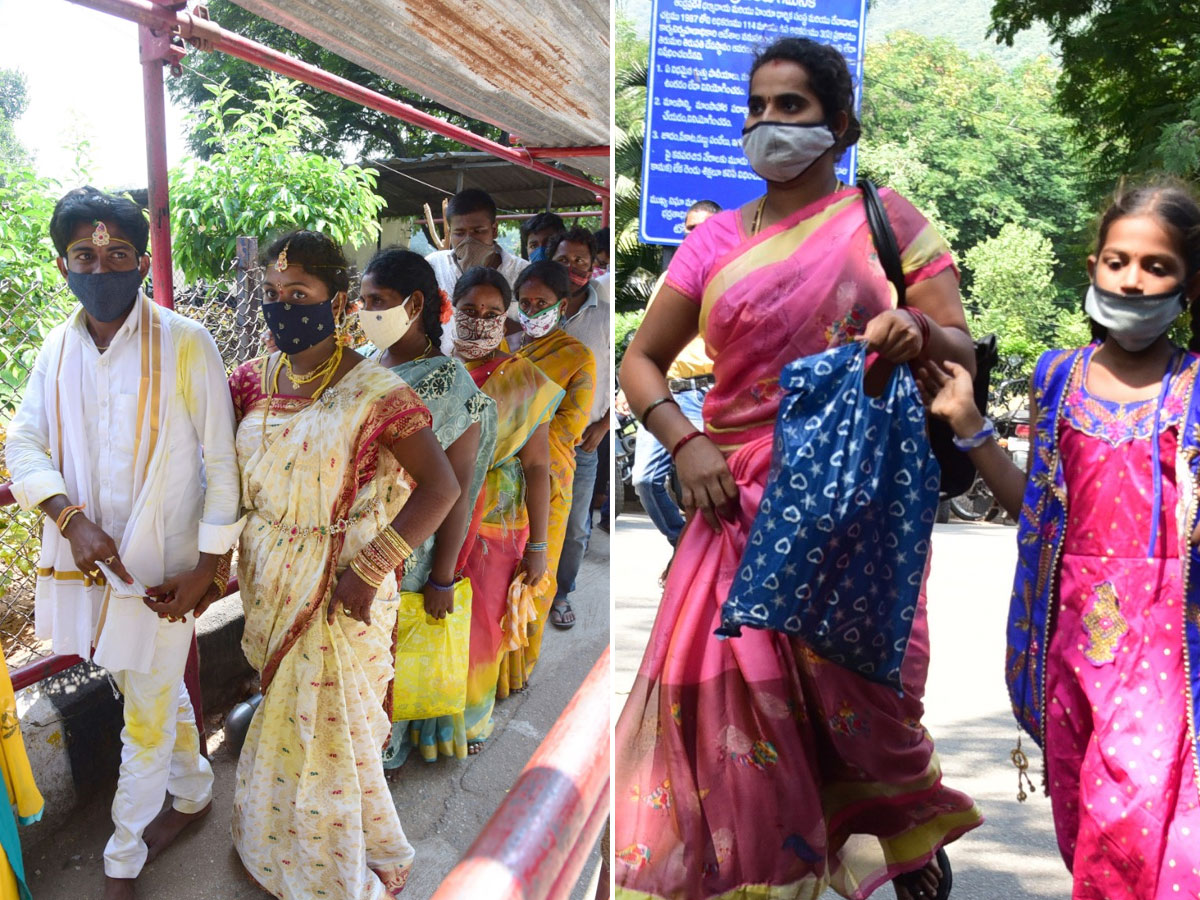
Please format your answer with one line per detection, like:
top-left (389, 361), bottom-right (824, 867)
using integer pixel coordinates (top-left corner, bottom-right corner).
top-left (263, 300), bottom-right (336, 353)
top-left (66, 269), bottom-right (144, 322)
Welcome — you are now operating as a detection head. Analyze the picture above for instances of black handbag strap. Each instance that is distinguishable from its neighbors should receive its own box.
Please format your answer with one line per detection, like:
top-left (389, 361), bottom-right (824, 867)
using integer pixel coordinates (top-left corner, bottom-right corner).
top-left (858, 178), bottom-right (906, 307)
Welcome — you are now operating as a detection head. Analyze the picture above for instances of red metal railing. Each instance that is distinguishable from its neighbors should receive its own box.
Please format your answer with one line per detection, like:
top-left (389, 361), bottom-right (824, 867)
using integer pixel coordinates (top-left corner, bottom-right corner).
top-left (431, 647), bottom-right (610, 900)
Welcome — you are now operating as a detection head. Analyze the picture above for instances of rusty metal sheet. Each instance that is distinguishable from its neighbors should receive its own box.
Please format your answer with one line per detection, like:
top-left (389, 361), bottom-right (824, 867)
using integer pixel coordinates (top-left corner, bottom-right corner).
top-left (230, 0), bottom-right (610, 180)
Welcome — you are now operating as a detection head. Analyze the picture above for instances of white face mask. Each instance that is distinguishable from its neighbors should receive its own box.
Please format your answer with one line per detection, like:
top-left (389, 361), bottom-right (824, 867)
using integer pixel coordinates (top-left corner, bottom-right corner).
top-left (357, 297), bottom-right (413, 351)
top-left (1085, 283), bottom-right (1185, 352)
top-left (741, 121), bottom-right (837, 184)
top-left (518, 300), bottom-right (563, 339)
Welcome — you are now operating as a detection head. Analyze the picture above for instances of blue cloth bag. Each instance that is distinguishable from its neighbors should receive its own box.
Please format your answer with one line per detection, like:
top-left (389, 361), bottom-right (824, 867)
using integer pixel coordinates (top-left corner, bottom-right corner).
top-left (717, 342), bottom-right (940, 689)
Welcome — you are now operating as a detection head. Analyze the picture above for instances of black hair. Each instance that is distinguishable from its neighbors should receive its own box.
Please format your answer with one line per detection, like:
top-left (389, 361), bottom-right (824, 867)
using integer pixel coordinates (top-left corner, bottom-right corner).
top-left (50, 186), bottom-right (150, 256)
top-left (363, 246), bottom-right (444, 346)
top-left (592, 226), bottom-right (611, 257)
top-left (520, 211), bottom-right (567, 257)
top-left (446, 188), bottom-right (497, 224)
top-left (452, 265), bottom-right (513, 310)
top-left (749, 37), bottom-right (861, 155)
top-left (687, 199), bottom-right (722, 216)
top-left (263, 230), bottom-right (350, 299)
top-left (1087, 177), bottom-right (1200, 351)
top-left (548, 226), bottom-right (597, 262)
top-left (515, 260), bottom-right (572, 303)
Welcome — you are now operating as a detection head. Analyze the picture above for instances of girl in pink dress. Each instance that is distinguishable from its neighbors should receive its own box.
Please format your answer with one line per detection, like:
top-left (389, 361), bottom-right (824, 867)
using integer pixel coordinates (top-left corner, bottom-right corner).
top-left (923, 179), bottom-right (1200, 899)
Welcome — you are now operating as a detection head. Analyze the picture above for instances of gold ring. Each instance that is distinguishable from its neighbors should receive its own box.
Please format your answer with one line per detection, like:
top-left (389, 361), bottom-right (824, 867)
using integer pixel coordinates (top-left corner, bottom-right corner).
top-left (103, 556), bottom-right (115, 565)
top-left (88, 569), bottom-right (100, 578)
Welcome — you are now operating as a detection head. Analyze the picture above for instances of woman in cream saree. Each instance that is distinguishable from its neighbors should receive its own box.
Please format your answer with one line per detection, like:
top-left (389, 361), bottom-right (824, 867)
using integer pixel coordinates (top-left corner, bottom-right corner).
top-left (229, 230), bottom-right (459, 900)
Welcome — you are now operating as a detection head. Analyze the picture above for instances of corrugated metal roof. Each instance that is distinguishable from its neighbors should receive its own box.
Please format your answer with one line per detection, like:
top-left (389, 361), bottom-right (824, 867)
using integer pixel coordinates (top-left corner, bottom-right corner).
top-left (230, 0), bottom-right (610, 181)
top-left (366, 152), bottom-right (601, 217)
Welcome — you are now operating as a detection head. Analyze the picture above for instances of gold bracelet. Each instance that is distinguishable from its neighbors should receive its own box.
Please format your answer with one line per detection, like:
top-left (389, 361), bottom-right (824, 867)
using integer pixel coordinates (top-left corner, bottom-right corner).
top-left (349, 556), bottom-right (386, 589)
top-left (56, 504), bottom-right (85, 533)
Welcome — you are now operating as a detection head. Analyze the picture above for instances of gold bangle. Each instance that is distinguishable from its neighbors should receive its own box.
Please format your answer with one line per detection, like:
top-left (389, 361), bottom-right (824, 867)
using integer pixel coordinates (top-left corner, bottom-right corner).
top-left (59, 508), bottom-right (84, 534)
top-left (349, 556), bottom-right (385, 589)
top-left (56, 504), bottom-right (85, 532)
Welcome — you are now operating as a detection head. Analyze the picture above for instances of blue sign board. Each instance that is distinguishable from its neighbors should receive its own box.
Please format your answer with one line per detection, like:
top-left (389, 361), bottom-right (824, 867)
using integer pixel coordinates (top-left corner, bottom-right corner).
top-left (640, 0), bottom-right (868, 245)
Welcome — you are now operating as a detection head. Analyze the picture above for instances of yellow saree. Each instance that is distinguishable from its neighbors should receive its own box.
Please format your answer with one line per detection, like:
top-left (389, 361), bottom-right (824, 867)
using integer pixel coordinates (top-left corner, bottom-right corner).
top-left (506, 328), bottom-right (595, 687)
top-left (229, 357), bottom-right (432, 900)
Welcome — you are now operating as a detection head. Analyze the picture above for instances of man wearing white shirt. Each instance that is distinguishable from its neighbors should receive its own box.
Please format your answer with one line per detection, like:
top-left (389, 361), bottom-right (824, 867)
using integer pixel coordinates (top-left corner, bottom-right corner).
top-left (426, 188), bottom-right (528, 353)
top-left (6, 188), bottom-right (242, 900)
top-left (546, 227), bottom-right (610, 629)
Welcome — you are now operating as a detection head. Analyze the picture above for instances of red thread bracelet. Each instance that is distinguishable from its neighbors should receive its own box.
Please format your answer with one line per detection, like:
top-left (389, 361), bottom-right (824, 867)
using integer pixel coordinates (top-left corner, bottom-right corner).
top-left (671, 430), bottom-right (705, 459)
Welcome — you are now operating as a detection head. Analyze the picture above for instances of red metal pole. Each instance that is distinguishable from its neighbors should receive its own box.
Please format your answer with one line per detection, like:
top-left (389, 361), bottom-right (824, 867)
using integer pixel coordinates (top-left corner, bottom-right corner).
top-left (430, 648), bottom-right (610, 900)
top-left (600, 182), bottom-right (610, 229)
top-left (139, 14), bottom-right (176, 309)
top-left (523, 147), bottom-right (611, 159)
top-left (65, 0), bottom-right (609, 199)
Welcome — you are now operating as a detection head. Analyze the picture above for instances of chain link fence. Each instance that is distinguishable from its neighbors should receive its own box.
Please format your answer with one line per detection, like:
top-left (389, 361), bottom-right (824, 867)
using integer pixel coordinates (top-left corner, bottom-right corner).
top-left (0, 238), bottom-right (364, 664)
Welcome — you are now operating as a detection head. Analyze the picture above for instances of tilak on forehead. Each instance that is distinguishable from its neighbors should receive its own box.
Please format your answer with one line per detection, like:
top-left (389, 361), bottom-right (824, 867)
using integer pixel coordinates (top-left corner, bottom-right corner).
top-left (65, 220), bottom-right (137, 254)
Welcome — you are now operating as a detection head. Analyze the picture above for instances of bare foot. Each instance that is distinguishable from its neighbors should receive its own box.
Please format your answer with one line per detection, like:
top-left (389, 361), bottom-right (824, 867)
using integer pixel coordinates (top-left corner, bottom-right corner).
top-left (143, 801), bottom-right (213, 864)
top-left (102, 876), bottom-right (136, 900)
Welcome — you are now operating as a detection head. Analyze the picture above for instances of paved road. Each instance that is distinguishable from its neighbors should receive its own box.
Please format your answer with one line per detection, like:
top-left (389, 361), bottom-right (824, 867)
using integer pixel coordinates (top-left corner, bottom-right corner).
top-left (614, 511), bottom-right (1073, 900)
top-left (26, 528), bottom-right (610, 900)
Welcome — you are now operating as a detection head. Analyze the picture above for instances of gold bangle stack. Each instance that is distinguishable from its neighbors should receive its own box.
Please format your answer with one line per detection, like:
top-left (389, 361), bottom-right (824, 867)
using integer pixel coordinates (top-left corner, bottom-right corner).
top-left (56, 503), bottom-right (85, 534)
top-left (349, 526), bottom-right (414, 589)
top-left (212, 553), bottom-right (232, 596)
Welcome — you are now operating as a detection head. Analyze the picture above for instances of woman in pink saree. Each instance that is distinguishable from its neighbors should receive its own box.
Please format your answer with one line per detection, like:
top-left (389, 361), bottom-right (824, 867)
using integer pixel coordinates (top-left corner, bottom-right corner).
top-left (615, 38), bottom-right (982, 900)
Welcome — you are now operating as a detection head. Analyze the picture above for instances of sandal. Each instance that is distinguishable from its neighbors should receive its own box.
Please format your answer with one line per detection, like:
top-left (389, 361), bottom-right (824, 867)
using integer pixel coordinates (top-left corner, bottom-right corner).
top-left (550, 598), bottom-right (576, 630)
top-left (892, 848), bottom-right (952, 900)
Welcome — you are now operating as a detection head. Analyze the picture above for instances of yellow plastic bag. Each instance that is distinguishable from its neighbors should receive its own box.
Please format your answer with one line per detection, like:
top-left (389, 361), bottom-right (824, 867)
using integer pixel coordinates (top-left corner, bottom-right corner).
top-left (391, 579), bottom-right (471, 722)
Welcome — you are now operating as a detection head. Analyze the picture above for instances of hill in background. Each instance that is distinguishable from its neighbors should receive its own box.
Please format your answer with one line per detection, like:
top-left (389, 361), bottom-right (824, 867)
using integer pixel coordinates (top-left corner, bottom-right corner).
top-left (618, 0), bottom-right (1056, 67)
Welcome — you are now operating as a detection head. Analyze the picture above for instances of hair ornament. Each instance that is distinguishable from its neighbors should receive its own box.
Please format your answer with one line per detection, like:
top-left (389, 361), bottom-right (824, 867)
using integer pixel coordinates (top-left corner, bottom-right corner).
top-left (275, 240), bottom-right (291, 272)
top-left (439, 289), bottom-right (453, 324)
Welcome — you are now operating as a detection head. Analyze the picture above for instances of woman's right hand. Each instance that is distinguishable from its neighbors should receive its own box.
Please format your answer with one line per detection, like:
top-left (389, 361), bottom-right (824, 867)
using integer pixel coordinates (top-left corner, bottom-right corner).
top-left (674, 433), bottom-right (739, 532)
top-left (64, 516), bottom-right (133, 584)
top-left (915, 360), bottom-right (984, 437)
top-left (517, 548), bottom-right (548, 585)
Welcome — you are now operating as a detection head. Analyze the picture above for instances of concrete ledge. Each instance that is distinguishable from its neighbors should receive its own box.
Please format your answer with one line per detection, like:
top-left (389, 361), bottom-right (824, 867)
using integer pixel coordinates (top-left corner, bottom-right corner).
top-left (15, 593), bottom-right (254, 853)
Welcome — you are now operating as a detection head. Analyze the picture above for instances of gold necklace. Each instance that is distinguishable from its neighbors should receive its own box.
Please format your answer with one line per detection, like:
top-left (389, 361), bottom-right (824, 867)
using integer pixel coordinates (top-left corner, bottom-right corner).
top-left (283, 343), bottom-right (342, 386)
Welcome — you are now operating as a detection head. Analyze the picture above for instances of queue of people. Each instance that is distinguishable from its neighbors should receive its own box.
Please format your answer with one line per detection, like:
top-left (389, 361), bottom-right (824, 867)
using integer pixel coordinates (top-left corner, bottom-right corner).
top-left (3, 183), bottom-right (605, 900)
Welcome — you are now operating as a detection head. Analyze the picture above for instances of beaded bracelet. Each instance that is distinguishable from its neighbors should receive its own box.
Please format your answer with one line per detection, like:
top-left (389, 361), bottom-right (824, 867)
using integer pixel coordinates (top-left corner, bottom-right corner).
top-left (426, 575), bottom-right (455, 592)
top-left (671, 430), bottom-right (705, 460)
top-left (639, 396), bottom-right (676, 427)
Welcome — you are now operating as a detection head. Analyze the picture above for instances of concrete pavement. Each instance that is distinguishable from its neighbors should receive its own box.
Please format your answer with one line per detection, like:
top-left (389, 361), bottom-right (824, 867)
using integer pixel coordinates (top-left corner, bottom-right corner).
top-left (614, 511), bottom-right (1073, 900)
top-left (24, 527), bottom-right (610, 900)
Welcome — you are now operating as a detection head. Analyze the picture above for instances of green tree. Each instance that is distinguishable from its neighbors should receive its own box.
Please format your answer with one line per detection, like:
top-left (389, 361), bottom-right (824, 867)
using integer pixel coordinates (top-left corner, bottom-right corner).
top-left (0, 158), bottom-right (73, 415)
top-left (0, 68), bottom-right (29, 165)
top-left (168, 76), bottom-right (386, 281)
top-left (963, 222), bottom-right (1088, 371)
top-left (989, 0), bottom-right (1200, 181)
top-left (168, 0), bottom-right (502, 160)
top-left (859, 31), bottom-right (1096, 282)
top-left (614, 12), bottom-right (661, 313)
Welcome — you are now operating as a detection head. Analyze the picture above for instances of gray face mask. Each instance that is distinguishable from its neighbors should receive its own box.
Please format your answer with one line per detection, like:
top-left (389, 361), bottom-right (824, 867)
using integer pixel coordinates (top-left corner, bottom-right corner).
top-left (1084, 283), bottom-right (1186, 352)
top-left (741, 121), bottom-right (837, 184)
